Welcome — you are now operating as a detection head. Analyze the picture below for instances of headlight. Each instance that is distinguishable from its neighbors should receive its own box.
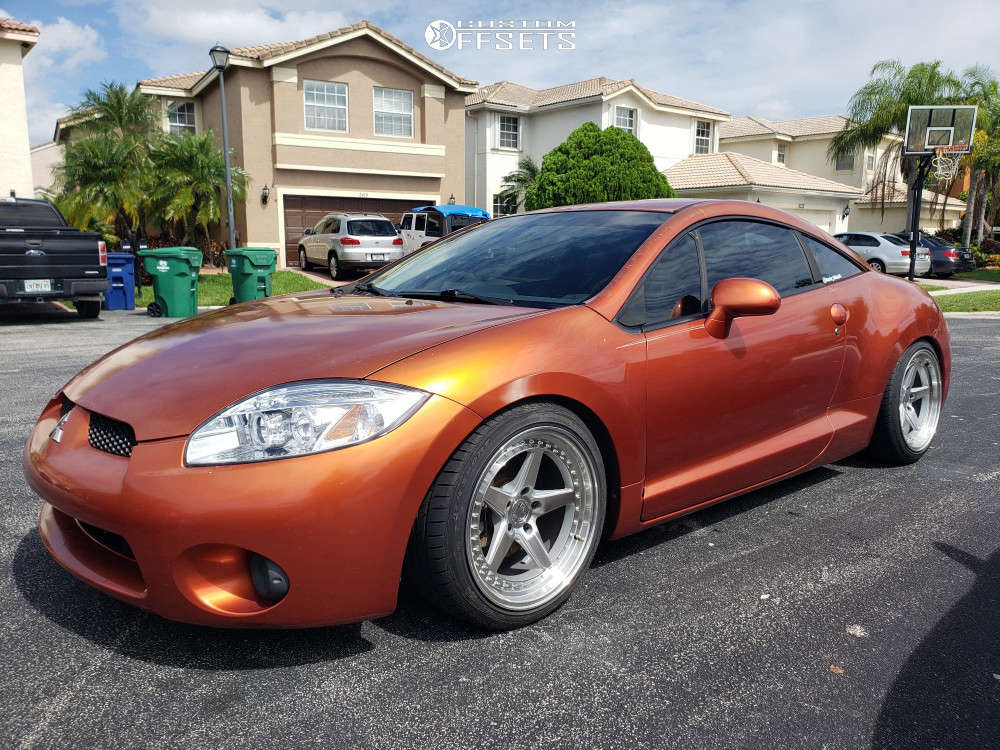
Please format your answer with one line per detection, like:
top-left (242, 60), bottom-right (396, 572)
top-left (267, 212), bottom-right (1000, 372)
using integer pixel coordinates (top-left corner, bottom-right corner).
top-left (185, 380), bottom-right (428, 465)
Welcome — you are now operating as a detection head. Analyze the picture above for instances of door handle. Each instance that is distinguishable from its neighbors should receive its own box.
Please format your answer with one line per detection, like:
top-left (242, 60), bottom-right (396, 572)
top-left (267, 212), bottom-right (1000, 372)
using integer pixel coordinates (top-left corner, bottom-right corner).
top-left (830, 303), bottom-right (848, 326)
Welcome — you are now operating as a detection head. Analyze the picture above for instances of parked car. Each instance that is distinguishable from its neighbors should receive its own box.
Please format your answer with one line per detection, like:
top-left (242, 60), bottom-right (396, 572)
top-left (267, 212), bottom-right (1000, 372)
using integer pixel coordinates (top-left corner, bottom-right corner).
top-left (25, 200), bottom-right (949, 631)
top-left (891, 232), bottom-right (975, 278)
top-left (297, 213), bottom-right (403, 279)
top-left (399, 205), bottom-right (490, 254)
top-left (833, 232), bottom-right (930, 276)
top-left (0, 197), bottom-right (108, 318)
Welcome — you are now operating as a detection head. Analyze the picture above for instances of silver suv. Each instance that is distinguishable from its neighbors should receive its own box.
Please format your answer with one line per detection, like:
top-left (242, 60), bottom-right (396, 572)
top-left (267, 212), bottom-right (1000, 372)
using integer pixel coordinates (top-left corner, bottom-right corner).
top-left (297, 213), bottom-right (403, 279)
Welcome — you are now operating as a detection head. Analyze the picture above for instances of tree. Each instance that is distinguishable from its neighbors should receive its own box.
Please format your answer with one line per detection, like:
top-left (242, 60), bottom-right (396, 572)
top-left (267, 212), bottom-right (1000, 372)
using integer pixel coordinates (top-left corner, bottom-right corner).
top-left (499, 155), bottom-right (539, 211)
top-left (960, 74), bottom-right (1000, 245)
top-left (150, 132), bottom-right (249, 245)
top-left (829, 60), bottom-right (968, 227)
top-left (55, 82), bottom-right (158, 238)
top-left (525, 122), bottom-right (675, 210)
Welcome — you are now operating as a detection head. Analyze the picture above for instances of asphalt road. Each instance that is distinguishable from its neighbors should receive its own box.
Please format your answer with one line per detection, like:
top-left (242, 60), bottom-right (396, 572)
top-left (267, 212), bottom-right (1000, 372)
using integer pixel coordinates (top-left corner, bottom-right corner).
top-left (1, 305), bottom-right (998, 749)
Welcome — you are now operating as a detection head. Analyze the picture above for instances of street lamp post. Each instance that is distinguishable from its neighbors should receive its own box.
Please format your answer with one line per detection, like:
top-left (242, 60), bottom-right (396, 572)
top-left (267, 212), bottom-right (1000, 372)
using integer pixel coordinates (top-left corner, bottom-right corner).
top-left (209, 43), bottom-right (236, 250)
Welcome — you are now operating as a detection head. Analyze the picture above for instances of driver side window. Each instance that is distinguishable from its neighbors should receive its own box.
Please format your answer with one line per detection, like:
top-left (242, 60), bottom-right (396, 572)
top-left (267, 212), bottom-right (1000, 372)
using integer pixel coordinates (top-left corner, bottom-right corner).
top-left (700, 220), bottom-right (816, 297)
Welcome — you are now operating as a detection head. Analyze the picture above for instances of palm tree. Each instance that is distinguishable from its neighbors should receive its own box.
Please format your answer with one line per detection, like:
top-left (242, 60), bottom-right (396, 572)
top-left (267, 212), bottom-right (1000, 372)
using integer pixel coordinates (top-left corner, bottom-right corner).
top-left (499, 155), bottom-right (539, 211)
top-left (829, 60), bottom-right (967, 227)
top-left (150, 132), bottom-right (249, 246)
top-left (960, 74), bottom-right (1000, 245)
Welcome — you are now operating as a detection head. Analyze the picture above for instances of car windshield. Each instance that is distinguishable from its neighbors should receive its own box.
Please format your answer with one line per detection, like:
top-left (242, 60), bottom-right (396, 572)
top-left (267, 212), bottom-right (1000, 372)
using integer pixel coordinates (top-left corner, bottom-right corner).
top-left (347, 219), bottom-right (397, 236)
top-left (367, 210), bottom-right (670, 307)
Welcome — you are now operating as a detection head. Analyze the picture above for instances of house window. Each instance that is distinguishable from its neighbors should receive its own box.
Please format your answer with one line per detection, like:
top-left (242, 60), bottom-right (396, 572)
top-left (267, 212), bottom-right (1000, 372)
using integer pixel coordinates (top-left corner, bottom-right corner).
top-left (835, 152), bottom-right (855, 171)
top-left (498, 115), bottom-right (520, 149)
top-left (866, 149), bottom-right (876, 170)
top-left (304, 80), bottom-right (348, 132)
top-left (373, 87), bottom-right (413, 138)
top-left (695, 120), bottom-right (712, 154)
top-left (615, 106), bottom-right (636, 134)
top-left (492, 193), bottom-right (516, 216)
top-left (167, 101), bottom-right (195, 135)
top-left (777, 143), bottom-right (786, 164)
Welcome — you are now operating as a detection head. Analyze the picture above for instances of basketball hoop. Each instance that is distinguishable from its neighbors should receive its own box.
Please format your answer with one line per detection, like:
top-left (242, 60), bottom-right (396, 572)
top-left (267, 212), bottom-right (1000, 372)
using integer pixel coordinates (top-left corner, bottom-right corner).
top-left (931, 144), bottom-right (963, 181)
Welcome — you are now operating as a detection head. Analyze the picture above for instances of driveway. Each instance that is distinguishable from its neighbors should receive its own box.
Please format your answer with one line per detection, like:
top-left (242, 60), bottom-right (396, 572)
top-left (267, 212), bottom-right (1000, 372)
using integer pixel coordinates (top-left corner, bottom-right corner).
top-left (1, 309), bottom-right (998, 749)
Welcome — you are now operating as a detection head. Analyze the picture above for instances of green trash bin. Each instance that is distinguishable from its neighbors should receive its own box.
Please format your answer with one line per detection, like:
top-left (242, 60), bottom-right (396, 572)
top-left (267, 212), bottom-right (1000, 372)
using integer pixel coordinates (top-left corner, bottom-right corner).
top-left (224, 247), bottom-right (277, 304)
top-left (137, 247), bottom-right (202, 317)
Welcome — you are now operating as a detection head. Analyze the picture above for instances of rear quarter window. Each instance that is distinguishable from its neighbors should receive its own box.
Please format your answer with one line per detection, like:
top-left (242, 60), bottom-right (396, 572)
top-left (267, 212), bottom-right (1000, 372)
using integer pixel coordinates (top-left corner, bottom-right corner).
top-left (799, 234), bottom-right (863, 284)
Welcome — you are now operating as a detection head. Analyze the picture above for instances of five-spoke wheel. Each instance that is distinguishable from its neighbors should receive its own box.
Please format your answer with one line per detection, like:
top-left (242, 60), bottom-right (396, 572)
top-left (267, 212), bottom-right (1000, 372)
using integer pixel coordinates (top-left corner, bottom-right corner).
top-left (869, 341), bottom-right (943, 464)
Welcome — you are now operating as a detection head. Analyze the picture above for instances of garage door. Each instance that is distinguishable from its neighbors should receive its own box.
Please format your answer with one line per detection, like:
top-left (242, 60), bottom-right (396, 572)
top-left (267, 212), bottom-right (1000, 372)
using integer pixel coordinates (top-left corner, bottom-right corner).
top-left (283, 195), bottom-right (425, 266)
top-left (787, 209), bottom-right (834, 233)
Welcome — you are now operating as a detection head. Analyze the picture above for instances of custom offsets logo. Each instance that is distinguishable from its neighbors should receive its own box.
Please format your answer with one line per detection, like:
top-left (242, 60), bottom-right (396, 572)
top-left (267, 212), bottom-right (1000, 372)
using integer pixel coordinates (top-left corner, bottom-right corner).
top-left (424, 20), bottom-right (576, 51)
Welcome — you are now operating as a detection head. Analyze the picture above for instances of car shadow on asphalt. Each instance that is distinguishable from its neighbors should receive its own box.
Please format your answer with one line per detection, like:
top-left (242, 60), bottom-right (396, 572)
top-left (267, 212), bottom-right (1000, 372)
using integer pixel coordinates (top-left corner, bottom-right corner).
top-left (0, 303), bottom-right (80, 324)
top-left (592, 465), bottom-right (843, 568)
top-left (12, 529), bottom-right (375, 669)
top-left (870, 542), bottom-right (1000, 748)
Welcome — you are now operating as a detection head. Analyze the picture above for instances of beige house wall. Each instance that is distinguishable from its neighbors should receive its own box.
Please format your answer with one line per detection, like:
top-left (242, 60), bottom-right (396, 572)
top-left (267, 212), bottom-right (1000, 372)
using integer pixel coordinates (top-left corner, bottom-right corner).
top-left (849, 203), bottom-right (963, 233)
top-left (0, 38), bottom-right (35, 197)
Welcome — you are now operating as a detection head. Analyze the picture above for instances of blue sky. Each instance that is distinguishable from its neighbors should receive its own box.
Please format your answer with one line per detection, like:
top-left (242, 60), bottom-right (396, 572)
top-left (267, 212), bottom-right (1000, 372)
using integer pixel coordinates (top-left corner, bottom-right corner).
top-left (5, 0), bottom-right (998, 146)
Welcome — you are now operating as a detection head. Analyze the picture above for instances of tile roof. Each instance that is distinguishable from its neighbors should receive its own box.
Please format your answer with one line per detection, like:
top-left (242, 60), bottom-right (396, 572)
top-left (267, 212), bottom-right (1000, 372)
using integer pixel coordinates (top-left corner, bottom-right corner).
top-left (854, 184), bottom-right (966, 208)
top-left (467, 77), bottom-right (728, 115)
top-left (0, 17), bottom-right (39, 34)
top-left (664, 152), bottom-right (862, 196)
top-left (720, 114), bottom-right (851, 140)
top-left (139, 20), bottom-right (476, 91)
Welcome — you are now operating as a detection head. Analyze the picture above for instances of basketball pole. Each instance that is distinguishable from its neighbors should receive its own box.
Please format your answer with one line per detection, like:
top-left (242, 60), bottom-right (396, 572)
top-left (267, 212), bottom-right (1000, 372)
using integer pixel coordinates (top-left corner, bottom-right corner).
top-left (907, 154), bottom-right (932, 282)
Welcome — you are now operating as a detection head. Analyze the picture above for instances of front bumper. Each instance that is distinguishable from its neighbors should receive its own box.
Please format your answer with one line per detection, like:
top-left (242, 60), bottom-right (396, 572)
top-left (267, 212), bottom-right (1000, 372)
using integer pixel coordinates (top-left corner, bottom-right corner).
top-left (25, 393), bottom-right (480, 627)
top-left (0, 278), bottom-right (108, 302)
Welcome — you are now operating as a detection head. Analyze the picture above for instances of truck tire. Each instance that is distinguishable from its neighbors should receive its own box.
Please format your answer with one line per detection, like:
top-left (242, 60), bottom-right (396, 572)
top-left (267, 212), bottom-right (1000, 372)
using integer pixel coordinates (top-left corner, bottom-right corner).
top-left (76, 301), bottom-right (101, 319)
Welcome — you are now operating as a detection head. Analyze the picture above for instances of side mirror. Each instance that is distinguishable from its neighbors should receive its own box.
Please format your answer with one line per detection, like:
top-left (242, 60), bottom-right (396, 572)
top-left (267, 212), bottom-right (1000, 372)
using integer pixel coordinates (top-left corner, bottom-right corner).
top-left (304, 228), bottom-right (313, 236)
top-left (705, 277), bottom-right (781, 339)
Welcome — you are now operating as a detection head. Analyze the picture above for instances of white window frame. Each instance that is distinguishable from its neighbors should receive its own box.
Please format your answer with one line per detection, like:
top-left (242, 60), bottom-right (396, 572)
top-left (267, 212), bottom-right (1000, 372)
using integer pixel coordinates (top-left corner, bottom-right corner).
top-left (614, 106), bottom-right (636, 135)
top-left (776, 142), bottom-right (786, 164)
top-left (866, 148), bottom-right (876, 171)
top-left (304, 80), bottom-right (349, 133)
top-left (695, 120), bottom-right (712, 154)
top-left (166, 101), bottom-right (196, 135)
top-left (492, 193), bottom-right (516, 216)
top-left (498, 115), bottom-right (520, 150)
top-left (835, 152), bottom-right (855, 171)
top-left (373, 87), bottom-right (414, 139)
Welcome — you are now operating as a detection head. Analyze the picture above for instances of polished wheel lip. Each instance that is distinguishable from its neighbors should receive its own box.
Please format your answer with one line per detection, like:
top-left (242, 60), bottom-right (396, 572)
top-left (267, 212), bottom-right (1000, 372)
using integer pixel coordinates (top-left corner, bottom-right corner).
top-left (465, 425), bottom-right (599, 611)
top-left (299, 249), bottom-right (306, 268)
top-left (899, 348), bottom-right (942, 452)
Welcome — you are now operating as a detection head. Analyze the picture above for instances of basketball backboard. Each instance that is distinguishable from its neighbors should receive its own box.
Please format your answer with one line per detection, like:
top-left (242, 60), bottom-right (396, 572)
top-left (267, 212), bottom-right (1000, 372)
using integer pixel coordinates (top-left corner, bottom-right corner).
top-left (903, 105), bottom-right (977, 155)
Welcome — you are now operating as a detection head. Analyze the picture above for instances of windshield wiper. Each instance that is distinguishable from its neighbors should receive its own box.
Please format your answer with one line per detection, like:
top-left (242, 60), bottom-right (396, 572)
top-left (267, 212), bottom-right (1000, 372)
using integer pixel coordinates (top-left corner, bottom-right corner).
top-left (395, 288), bottom-right (514, 305)
top-left (350, 281), bottom-right (387, 296)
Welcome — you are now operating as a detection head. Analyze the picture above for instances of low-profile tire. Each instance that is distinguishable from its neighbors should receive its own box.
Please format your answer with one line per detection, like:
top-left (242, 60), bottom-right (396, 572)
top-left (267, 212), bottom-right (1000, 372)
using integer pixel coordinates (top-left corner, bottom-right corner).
top-left (76, 300), bottom-right (100, 319)
top-left (867, 341), bottom-right (943, 465)
top-left (868, 259), bottom-right (886, 273)
top-left (298, 247), bottom-right (309, 270)
top-left (328, 252), bottom-right (343, 280)
top-left (408, 402), bottom-right (606, 630)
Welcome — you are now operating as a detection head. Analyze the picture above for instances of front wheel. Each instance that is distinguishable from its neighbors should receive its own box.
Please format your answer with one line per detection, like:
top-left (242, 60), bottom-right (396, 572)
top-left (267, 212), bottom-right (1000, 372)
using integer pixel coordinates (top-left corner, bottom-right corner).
top-left (408, 403), bottom-right (606, 629)
top-left (868, 341), bottom-right (943, 464)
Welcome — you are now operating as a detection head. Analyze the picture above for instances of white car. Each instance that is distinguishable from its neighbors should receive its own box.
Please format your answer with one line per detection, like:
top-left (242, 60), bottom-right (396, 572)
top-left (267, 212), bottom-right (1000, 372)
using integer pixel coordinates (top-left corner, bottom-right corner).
top-left (834, 232), bottom-right (931, 276)
top-left (398, 205), bottom-right (490, 255)
top-left (297, 213), bottom-right (403, 279)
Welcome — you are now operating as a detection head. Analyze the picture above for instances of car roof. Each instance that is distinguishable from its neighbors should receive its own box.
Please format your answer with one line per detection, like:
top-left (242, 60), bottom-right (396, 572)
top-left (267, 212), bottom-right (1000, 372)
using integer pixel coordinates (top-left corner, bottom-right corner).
top-left (321, 212), bottom-right (391, 220)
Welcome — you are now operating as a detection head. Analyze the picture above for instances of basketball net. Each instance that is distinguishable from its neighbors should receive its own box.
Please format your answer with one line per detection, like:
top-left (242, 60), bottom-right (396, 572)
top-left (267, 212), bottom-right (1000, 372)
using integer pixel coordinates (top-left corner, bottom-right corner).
top-left (931, 145), bottom-right (964, 181)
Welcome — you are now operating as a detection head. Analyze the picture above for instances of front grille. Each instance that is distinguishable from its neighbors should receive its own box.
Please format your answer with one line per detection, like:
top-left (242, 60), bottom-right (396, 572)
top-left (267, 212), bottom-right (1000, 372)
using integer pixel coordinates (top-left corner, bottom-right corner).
top-left (88, 412), bottom-right (137, 457)
top-left (77, 520), bottom-right (136, 560)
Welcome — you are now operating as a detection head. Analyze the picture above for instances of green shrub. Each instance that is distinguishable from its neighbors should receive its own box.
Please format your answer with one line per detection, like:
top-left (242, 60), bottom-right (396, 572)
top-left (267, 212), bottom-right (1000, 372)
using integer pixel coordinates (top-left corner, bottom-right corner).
top-left (525, 122), bottom-right (675, 210)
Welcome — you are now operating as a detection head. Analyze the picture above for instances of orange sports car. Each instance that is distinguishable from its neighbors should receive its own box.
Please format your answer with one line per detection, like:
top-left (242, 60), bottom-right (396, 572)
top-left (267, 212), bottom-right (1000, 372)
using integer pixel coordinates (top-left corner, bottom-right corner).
top-left (24, 200), bottom-right (949, 630)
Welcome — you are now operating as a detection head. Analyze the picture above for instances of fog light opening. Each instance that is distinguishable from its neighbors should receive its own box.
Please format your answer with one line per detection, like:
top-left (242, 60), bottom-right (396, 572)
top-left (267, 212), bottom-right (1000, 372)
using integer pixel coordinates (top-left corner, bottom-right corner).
top-left (249, 553), bottom-right (290, 603)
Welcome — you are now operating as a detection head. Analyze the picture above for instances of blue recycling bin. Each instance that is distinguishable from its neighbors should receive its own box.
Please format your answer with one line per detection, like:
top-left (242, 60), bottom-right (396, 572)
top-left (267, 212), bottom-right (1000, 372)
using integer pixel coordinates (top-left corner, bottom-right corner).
top-left (103, 251), bottom-right (136, 310)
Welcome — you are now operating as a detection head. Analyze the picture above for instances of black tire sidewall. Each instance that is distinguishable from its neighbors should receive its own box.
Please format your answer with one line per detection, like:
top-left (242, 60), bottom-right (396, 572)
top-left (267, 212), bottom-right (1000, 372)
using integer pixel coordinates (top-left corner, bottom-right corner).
top-left (873, 341), bottom-right (939, 463)
top-left (433, 404), bottom-right (606, 629)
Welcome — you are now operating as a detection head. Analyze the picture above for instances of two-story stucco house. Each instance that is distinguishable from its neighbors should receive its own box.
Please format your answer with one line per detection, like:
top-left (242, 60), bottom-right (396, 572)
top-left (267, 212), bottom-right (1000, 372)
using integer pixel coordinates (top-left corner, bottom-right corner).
top-left (718, 115), bottom-right (965, 233)
top-left (465, 77), bottom-right (729, 215)
top-left (1, 17), bottom-right (39, 198)
top-left (55, 21), bottom-right (475, 267)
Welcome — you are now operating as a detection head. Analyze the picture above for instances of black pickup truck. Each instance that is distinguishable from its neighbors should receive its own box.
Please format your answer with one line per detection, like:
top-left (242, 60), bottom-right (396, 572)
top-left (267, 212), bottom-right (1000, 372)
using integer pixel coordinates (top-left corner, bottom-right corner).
top-left (0, 197), bottom-right (108, 318)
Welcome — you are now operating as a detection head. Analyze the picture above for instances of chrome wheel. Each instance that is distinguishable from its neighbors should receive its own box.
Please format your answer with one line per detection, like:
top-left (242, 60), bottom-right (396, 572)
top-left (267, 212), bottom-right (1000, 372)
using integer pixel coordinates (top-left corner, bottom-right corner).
top-left (328, 254), bottom-right (339, 279)
top-left (298, 248), bottom-right (307, 269)
top-left (898, 348), bottom-right (942, 452)
top-left (466, 426), bottom-right (599, 611)
top-left (869, 259), bottom-right (885, 273)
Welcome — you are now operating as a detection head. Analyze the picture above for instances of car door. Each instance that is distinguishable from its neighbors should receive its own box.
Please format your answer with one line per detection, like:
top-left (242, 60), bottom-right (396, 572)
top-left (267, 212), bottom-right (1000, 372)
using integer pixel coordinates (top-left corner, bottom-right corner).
top-left (405, 213), bottom-right (426, 254)
top-left (640, 219), bottom-right (846, 521)
top-left (306, 219), bottom-right (328, 263)
top-left (399, 213), bottom-right (414, 254)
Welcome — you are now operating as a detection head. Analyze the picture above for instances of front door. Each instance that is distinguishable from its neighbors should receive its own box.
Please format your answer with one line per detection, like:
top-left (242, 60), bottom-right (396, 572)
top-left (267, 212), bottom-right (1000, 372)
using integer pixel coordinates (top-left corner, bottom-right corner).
top-left (641, 219), bottom-right (845, 521)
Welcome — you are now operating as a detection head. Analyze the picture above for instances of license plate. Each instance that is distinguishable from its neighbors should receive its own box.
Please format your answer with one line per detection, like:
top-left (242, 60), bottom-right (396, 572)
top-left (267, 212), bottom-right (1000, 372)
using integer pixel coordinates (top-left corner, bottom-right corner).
top-left (369, 253), bottom-right (386, 261)
top-left (24, 279), bottom-right (52, 293)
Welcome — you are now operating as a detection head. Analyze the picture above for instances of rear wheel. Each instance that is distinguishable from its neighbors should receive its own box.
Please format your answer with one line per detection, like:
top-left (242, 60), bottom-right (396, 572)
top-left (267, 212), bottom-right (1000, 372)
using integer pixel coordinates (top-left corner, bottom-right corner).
top-left (76, 300), bottom-right (100, 319)
top-left (328, 252), bottom-right (342, 280)
top-left (298, 247), bottom-right (309, 270)
top-left (868, 259), bottom-right (886, 273)
top-left (868, 341), bottom-right (943, 464)
top-left (408, 403), bottom-right (606, 629)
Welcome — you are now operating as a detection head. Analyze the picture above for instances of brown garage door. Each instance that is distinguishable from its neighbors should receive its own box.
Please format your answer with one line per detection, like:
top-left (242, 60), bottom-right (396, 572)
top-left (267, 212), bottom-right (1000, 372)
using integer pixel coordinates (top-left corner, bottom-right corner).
top-left (283, 195), bottom-right (426, 266)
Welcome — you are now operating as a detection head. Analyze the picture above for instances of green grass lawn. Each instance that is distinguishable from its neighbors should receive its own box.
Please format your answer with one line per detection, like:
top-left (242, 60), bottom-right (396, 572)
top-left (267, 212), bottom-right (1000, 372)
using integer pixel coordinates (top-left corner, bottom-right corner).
top-left (934, 290), bottom-right (1000, 312)
top-left (132, 270), bottom-right (330, 307)
top-left (954, 268), bottom-right (1000, 283)
top-left (918, 284), bottom-right (948, 292)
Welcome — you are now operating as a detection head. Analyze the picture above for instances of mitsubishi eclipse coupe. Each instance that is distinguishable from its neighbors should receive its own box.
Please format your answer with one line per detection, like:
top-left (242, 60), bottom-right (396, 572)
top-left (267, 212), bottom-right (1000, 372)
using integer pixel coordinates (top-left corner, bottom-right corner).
top-left (24, 200), bottom-right (950, 630)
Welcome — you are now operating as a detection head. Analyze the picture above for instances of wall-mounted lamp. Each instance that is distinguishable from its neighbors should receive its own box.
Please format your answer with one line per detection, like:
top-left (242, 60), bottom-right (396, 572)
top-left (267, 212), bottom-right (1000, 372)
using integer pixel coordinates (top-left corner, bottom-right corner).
top-left (841, 204), bottom-right (851, 220)
top-left (261, 183), bottom-right (271, 206)
top-left (447, 193), bottom-right (456, 204)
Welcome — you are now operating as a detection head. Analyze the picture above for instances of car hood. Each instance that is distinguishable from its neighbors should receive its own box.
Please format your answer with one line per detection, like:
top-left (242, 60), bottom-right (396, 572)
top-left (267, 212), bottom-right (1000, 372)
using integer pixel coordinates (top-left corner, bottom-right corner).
top-left (63, 291), bottom-right (540, 440)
